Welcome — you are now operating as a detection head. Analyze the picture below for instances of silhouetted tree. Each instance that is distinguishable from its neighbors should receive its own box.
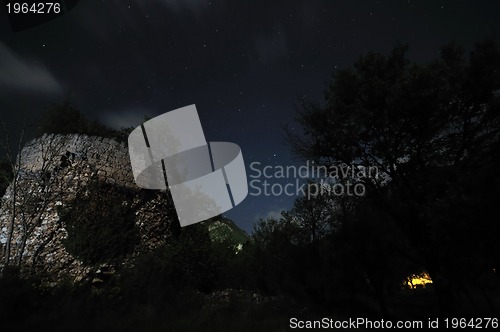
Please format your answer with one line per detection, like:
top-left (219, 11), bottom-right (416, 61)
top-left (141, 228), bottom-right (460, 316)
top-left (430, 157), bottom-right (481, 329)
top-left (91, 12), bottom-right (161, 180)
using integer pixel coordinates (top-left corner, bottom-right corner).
top-left (37, 100), bottom-right (125, 140)
top-left (286, 191), bottom-right (337, 243)
top-left (0, 127), bottom-right (76, 269)
top-left (37, 101), bottom-right (89, 136)
top-left (287, 40), bottom-right (500, 314)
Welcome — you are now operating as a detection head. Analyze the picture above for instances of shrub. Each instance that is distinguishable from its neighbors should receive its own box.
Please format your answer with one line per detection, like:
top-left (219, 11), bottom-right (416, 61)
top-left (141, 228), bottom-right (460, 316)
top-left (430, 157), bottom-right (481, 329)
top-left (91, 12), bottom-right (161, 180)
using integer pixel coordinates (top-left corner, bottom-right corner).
top-left (60, 180), bottom-right (138, 265)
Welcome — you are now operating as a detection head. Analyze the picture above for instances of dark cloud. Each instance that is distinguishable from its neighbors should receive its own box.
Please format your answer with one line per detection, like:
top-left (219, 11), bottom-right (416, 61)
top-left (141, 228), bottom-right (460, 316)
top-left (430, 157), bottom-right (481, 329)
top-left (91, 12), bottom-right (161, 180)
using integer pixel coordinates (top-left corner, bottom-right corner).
top-left (0, 42), bottom-right (62, 95)
top-left (98, 107), bottom-right (154, 129)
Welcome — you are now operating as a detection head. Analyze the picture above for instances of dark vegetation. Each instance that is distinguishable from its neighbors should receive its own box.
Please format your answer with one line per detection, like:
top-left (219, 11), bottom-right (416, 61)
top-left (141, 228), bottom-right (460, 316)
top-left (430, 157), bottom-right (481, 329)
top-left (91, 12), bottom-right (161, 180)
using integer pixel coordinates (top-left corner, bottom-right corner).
top-left (35, 99), bottom-right (132, 141)
top-left (0, 159), bottom-right (11, 197)
top-left (60, 180), bottom-right (138, 265)
top-left (1, 39), bottom-right (500, 330)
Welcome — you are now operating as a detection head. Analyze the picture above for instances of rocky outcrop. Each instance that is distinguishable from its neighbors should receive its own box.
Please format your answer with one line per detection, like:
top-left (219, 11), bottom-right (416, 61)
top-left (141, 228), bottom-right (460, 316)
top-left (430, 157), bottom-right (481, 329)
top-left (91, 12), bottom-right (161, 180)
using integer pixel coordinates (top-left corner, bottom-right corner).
top-left (0, 134), bottom-right (178, 281)
top-left (17, 134), bottom-right (134, 188)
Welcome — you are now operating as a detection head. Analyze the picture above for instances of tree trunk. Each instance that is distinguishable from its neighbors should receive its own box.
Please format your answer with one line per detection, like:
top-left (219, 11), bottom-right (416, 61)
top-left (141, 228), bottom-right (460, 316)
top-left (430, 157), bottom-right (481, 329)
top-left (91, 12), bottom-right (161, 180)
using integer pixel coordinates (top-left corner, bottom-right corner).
top-left (4, 179), bottom-right (16, 266)
top-left (17, 233), bottom-right (27, 267)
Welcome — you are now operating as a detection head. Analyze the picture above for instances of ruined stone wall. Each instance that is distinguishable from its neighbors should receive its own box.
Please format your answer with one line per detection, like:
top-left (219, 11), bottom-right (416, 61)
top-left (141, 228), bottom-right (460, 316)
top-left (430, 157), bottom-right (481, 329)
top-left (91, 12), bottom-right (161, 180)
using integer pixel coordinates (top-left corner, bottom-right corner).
top-left (18, 134), bottom-right (135, 188)
top-left (0, 134), bottom-right (175, 282)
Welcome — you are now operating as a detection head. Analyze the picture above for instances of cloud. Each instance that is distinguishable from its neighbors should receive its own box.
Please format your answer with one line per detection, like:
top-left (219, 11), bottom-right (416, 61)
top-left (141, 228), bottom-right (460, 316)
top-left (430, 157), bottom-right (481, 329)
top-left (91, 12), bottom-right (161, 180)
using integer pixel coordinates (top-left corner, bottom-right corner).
top-left (98, 107), bottom-right (155, 129)
top-left (0, 42), bottom-right (62, 95)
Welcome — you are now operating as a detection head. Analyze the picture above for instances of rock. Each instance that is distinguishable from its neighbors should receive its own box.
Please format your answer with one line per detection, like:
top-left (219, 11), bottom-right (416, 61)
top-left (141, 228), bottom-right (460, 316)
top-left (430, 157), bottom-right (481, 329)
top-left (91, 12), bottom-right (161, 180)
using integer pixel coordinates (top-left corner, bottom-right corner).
top-left (0, 134), bottom-right (176, 282)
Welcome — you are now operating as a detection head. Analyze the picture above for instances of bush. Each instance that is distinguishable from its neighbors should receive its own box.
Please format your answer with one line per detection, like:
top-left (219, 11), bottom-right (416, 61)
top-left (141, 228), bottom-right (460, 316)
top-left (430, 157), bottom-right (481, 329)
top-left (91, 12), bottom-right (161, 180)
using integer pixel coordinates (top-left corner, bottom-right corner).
top-left (37, 101), bottom-right (128, 140)
top-left (60, 180), bottom-right (138, 265)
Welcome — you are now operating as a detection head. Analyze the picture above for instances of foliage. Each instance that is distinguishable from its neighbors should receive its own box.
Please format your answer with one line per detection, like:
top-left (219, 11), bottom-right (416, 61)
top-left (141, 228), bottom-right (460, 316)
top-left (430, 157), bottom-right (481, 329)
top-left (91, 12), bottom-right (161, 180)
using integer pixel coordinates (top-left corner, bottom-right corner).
top-left (283, 39), bottom-right (500, 314)
top-left (60, 179), bottom-right (138, 265)
top-left (115, 221), bottom-right (216, 315)
top-left (36, 100), bottom-right (129, 141)
top-left (208, 218), bottom-right (255, 290)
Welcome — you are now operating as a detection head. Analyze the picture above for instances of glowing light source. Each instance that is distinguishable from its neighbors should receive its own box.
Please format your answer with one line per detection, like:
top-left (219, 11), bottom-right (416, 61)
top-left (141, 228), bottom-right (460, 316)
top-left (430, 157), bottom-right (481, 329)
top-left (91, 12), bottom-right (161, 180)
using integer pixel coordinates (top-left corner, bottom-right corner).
top-left (403, 272), bottom-right (433, 289)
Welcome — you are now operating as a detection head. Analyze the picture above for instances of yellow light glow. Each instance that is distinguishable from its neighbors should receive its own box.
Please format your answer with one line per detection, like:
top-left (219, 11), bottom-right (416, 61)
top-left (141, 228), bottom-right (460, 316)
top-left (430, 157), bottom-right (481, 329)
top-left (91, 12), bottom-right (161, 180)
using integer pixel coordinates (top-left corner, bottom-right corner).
top-left (404, 271), bottom-right (433, 289)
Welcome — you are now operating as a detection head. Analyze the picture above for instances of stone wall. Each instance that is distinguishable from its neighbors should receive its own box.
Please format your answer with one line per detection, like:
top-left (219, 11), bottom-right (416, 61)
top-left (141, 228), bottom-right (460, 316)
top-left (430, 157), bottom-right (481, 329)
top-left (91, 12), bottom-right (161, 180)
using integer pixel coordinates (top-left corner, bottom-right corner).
top-left (18, 134), bottom-right (135, 188)
top-left (0, 134), bottom-right (176, 282)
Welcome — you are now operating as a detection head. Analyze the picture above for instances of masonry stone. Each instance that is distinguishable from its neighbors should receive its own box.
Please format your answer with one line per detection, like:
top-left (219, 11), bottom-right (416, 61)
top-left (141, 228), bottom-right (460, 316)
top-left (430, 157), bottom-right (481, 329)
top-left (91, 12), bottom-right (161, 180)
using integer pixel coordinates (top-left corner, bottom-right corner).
top-left (0, 134), bottom-right (177, 282)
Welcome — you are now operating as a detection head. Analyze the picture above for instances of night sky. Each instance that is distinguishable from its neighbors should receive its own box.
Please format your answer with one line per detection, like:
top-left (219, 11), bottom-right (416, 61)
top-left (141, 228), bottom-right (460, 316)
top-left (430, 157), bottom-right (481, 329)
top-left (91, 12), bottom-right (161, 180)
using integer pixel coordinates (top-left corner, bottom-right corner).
top-left (1, 0), bottom-right (499, 233)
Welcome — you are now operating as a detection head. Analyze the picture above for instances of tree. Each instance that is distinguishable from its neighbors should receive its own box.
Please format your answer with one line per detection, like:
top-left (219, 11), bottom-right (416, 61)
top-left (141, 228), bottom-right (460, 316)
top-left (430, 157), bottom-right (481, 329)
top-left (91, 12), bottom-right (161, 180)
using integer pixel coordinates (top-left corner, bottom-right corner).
top-left (36, 100), bottom-right (126, 140)
top-left (0, 123), bottom-right (73, 269)
top-left (0, 118), bottom-right (26, 267)
top-left (287, 40), bottom-right (500, 313)
top-left (285, 189), bottom-right (337, 243)
top-left (37, 101), bottom-right (89, 137)
top-left (1, 101), bottom-right (130, 272)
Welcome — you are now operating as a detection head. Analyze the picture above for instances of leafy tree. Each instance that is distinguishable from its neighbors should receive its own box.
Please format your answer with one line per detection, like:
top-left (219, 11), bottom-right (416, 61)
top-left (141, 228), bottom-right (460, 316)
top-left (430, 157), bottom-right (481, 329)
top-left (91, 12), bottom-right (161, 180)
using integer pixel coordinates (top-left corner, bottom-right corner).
top-left (252, 216), bottom-right (306, 297)
top-left (287, 40), bottom-right (500, 313)
top-left (37, 101), bottom-right (89, 136)
top-left (37, 100), bottom-right (126, 140)
top-left (285, 190), bottom-right (337, 243)
top-left (118, 221), bottom-right (216, 310)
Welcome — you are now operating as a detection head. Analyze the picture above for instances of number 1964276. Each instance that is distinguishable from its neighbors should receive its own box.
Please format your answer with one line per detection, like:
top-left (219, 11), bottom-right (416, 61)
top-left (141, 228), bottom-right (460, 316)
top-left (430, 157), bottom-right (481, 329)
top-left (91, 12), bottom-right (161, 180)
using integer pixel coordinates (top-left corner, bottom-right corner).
top-left (6, 2), bottom-right (62, 14)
